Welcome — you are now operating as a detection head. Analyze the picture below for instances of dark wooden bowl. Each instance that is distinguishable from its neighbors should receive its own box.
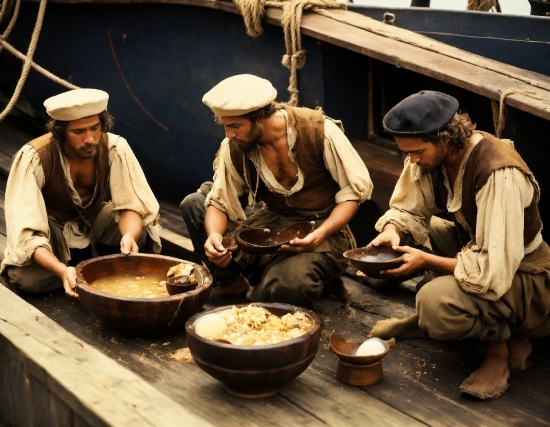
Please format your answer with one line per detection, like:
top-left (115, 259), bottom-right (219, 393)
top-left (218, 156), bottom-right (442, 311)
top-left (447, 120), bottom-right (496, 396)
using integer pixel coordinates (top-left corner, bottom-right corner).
top-left (75, 254), bottom-right (213, 336)
top-left (185, 303), bottom-right (322, 399)
top-left (343, 245), bottom-right (404, 279)
top-left (165, 274), bottom-right (199, 295)
top-left (235, 221), bottom-right (315, 255)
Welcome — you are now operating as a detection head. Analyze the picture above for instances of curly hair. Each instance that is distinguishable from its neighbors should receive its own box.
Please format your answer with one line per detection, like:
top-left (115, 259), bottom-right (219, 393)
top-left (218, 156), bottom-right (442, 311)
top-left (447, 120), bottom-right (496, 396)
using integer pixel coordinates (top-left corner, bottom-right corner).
top-left (214, 103), bottom-right (277, 125)
top-left (45, 110), bottom-right (115, 147)
top-left (421, 112), bottom-right (476, 154)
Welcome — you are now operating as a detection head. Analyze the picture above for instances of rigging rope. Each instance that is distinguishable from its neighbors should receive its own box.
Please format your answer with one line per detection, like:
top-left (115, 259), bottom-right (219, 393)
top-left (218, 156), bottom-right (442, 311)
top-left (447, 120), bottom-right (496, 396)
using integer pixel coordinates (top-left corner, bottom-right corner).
top-left (0, 0), bottom-right (79, 122)
top-left (467, 0), bottom-right (497, 12)
top-left (234, 0), bottom-right (346, 106)
top-left (491, 89), bottom-right (542, 139)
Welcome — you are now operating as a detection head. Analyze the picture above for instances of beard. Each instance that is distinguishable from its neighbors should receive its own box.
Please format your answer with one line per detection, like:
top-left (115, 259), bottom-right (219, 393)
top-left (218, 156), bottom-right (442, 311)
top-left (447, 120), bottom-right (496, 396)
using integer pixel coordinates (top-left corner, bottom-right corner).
top-left (418, 144), bottom-right (446, 175)
top-left (231, 122), bottom-right (262, 154)
top-left (76, 143), bottom-right (98, 159)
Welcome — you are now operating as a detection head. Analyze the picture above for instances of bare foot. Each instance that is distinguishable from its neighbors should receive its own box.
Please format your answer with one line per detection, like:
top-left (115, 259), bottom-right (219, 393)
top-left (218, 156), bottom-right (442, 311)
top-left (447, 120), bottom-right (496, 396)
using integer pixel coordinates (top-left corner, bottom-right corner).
top-left (507, 336), bottom-right (532, 370)
top-left (368, 314), bottom-right (424, 339)
top-left (459, 342), bottom-right (510, 400)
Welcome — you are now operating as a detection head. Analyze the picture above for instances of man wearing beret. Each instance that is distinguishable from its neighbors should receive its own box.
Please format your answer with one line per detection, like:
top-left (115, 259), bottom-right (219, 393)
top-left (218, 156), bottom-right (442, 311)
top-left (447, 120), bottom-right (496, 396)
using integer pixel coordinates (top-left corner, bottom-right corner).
top-left (367, 90), bottom-right (550, 399)
top-left (180, 74), bottom-right (373, 307)
top-left (1, 88), bottom-right (162, 298)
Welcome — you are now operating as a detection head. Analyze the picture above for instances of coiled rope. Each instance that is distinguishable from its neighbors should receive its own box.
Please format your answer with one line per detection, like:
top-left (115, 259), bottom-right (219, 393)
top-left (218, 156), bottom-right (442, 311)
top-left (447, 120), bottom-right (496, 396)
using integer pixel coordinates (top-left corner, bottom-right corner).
top-left (234, 0), bottom-right (346, 106)
top-left (0, 0), bottom-right (79, 122)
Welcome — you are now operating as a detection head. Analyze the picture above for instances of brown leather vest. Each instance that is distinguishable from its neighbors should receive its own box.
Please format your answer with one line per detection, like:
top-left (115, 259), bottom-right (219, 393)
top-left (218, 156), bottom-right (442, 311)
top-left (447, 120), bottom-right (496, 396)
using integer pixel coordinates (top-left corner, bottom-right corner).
top-left (29, 133), bottom-right (110, 223)
top-left (433, 132), bottom-right (542, 246)
top-left (230, 105), bottom-right (341, 214)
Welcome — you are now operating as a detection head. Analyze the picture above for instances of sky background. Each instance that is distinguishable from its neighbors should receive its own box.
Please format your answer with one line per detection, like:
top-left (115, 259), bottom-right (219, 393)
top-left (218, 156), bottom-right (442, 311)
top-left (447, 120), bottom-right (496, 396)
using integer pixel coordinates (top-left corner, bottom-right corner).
top-left (340, 0), bottom-right (531, 15)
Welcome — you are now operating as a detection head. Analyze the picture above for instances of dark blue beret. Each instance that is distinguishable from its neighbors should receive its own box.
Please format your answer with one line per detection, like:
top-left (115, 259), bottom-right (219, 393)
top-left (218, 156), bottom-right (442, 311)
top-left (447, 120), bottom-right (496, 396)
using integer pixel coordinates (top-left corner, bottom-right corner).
top-left (382, 91), bottom-right (459, 136)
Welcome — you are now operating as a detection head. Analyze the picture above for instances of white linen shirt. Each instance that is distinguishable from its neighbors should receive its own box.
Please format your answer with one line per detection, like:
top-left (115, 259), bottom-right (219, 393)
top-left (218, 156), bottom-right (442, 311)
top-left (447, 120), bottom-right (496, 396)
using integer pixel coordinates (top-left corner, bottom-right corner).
top-left (375, 136), bottom-right (542, 300)
top-left (206, 110), bottom-right (374, 224)
top-left (1, 133), bottom-right (160, 269)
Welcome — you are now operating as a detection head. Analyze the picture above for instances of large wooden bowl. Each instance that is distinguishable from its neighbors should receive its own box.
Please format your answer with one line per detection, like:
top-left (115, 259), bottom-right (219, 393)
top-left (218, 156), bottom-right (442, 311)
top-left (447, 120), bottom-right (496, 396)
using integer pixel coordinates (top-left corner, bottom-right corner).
top-left (235, 221), bottom-right (315, 255)
top-left (185, 303), bottom-right (321, 399)
top-left (75, 254), bottom-right (212, 336)
top-left (343, 245), bottom-right (404, 279)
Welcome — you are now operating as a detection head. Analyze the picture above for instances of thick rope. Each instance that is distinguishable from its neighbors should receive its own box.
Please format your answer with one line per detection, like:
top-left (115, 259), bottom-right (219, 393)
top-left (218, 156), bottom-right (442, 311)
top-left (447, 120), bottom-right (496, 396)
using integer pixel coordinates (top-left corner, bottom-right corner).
top-left (234, 0), bottom-right (346, 106)
top-left (491, 89), bottom-right (542, 139)
top-left (467, 0), bottom-right (497, 12)
top-left (0, 0), bottom-right (79, 122)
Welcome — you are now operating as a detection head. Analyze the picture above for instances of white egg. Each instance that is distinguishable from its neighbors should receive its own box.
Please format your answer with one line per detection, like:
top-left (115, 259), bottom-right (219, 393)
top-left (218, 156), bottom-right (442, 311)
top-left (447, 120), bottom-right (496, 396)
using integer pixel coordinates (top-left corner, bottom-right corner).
top-left (355, 337), bottom-right (386, 356)
top-left (194, 313), bottom-right (228, 338)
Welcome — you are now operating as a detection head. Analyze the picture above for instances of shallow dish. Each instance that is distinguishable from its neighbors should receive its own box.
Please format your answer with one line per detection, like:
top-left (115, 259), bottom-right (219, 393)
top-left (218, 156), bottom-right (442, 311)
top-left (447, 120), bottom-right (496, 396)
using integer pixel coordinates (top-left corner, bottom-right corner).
top-left (75, 253), bottom-right (212, 336)
top-left (185, 303), bottom-right (321, 399)
top-left (235, 221), bottom-right (315, 255)
top-left (343, 245), bottom-right (404, 279)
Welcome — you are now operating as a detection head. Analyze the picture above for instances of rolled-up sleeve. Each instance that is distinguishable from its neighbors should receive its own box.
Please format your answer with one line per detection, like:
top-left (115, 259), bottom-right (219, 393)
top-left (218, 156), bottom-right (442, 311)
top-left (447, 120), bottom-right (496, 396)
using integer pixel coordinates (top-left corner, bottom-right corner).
top-left (323, 119), bottom-right (373, 204)
top-left (375, 157), bottom-right (439, 247)
top-left (108, 134), bottom-right (159, 226)
top-left (2, 145), bottom-right (51, 266)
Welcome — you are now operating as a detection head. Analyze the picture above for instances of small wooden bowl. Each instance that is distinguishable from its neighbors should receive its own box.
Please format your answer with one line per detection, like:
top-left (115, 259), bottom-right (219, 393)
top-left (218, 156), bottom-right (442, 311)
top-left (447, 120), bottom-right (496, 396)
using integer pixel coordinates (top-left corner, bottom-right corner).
top-left (329, 331), bottom-right (390, 386)
top-left (343, 245), bottom-right (404, 279)
top-left (165, 274), bottom-right (199, 295)
top-left (186, 303), bottom-right (321, 399)
top-left (75, 254), bottom-right (213, 336)
top-left (235, 221), bottom-right (315, 255)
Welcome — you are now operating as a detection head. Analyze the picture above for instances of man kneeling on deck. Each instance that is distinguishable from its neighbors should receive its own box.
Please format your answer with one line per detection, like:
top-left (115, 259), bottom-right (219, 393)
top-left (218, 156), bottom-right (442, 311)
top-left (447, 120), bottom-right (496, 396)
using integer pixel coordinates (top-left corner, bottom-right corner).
top-left (0, 88), bottom-right (161, 298)
top-left (180, 74), bottom-right (373, 307)
top-left (367, 90), bottom-right (550, 399)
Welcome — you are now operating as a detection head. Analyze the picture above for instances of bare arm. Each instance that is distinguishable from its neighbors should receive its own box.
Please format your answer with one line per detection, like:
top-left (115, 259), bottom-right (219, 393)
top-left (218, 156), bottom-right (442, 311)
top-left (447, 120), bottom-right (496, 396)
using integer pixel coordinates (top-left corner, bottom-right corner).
top-left (33, 247), bottom-right (79, 298)
top-left (281, 200), bottom-right (359, 253)
top-left (119, 210), bottom-right (144, 255)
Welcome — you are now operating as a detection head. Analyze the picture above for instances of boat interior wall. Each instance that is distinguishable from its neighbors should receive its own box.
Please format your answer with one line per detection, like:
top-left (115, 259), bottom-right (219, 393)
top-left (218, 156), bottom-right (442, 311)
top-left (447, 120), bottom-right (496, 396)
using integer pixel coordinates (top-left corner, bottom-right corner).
top-left (1, 0), bottom-right (549, 242)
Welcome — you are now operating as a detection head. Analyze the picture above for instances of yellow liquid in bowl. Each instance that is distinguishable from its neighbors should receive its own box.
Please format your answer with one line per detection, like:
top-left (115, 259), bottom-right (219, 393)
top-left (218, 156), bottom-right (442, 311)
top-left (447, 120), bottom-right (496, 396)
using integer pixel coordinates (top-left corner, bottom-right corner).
top-left (89, 273), bottom-right (169, 298)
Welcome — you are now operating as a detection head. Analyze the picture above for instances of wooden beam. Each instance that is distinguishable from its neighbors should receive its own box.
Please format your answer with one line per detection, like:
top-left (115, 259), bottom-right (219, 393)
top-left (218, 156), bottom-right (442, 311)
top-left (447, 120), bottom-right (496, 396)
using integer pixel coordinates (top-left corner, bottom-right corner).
top-left (0, 286), bottom-right (215, 427)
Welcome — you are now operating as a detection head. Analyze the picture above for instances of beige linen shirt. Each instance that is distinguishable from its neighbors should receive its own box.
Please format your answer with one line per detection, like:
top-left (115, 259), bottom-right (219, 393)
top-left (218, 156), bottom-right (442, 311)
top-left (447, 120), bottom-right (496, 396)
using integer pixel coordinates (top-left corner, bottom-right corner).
top-left (1, 133), bottom-right (161, 269)
top-left (206, 110), bottom-right (374, 223)
top-left (375, 136), bottom-right (542, 300)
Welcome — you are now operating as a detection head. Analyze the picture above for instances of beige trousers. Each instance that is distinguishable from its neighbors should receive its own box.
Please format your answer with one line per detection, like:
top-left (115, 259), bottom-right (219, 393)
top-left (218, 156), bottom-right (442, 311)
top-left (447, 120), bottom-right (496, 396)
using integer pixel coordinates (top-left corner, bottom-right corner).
top-left (416, 217), bottom-right (550, 343)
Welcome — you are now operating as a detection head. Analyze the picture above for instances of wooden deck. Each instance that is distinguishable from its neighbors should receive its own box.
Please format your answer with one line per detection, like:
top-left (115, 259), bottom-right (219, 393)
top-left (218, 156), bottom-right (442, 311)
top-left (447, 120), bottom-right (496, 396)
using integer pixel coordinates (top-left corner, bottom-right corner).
top-left (1, 120), bottom-right (549, 426)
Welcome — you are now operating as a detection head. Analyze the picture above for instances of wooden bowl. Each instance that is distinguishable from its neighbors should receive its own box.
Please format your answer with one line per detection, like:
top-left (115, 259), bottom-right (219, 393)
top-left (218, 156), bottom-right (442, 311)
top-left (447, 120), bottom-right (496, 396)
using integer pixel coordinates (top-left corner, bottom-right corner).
top-left (75, 254), bottom-right (213, 336)
top-left (329, 331), bottom-right (390, 386)
top-left (165, 275), bottom-right (199, 295)
top-left (343, 245), bottom-right (404, 279)
top-left (235, 221), bottom-right (315, 255)
top-left (185, 303), bottom-right (322, 399)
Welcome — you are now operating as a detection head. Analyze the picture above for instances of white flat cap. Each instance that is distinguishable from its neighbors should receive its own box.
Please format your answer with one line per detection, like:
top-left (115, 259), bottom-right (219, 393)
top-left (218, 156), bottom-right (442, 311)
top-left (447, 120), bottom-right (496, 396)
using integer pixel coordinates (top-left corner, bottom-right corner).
top-left (44, 88), bottom-right (109, 121)
top-left (202, 74), bottom-right (277, 117)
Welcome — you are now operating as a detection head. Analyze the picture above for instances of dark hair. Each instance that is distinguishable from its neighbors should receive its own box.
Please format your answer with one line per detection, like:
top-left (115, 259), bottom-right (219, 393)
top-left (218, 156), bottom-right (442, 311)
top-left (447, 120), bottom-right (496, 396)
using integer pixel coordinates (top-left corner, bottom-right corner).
top-left (214, 103), bottom-right (277, 125)
top-left (420, 112), bottom-right (476, 154)
top-left (45, 110), bottom-right (115, 146)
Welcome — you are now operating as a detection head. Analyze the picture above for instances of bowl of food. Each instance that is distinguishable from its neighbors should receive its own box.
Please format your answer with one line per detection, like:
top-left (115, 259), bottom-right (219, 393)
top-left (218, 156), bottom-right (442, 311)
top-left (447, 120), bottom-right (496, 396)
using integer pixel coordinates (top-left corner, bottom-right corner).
top-left (343, 245), bottom-right (404, 279)
top-left (75, 254), bottom-right (212, 336)
top-left (165, 262), bottom-right (199, 295)
top-left (185, 303), bottom-right (321, 399)
top-left (235, 221), bottom-right (315, 255)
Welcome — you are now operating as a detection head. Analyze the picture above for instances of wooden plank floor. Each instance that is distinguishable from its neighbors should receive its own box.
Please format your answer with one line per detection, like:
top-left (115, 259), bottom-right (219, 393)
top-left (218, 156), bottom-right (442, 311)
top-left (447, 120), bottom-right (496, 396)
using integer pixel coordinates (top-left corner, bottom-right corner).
top-left (1, 121), bottom-right (549, 426)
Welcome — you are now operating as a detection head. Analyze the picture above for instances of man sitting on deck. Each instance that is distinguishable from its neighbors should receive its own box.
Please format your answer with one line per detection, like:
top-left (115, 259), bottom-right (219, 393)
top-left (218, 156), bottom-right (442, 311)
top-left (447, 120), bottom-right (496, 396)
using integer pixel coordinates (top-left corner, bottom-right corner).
top-left (367, 90), bottom-right (550, 399)
top-left (0, 88), bottom-right (161, 298)
top-left (179, 74), bottom-right (373, 307)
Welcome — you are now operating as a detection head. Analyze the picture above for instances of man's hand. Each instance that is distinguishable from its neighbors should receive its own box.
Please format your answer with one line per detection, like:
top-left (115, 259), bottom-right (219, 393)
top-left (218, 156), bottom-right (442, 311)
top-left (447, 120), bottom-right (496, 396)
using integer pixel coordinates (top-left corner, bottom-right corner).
top-left (382, 245), bottom-right (425, 276)
top-left (279, 229), bottom-right (323, 253)
top-left (120, 233), bottom-right (139, 255)
top-left (205, 233), bottom-right (233, 268)
top-left (368, 224), bottom-right (401, 248)
top-left (62, 266), bottom-right (80, 298)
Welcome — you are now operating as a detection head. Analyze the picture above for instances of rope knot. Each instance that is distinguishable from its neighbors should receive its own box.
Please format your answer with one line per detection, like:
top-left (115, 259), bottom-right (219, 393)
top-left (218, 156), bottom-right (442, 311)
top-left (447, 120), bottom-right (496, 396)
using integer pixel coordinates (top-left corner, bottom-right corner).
top-left (281, 49), bottom-right (307, 69)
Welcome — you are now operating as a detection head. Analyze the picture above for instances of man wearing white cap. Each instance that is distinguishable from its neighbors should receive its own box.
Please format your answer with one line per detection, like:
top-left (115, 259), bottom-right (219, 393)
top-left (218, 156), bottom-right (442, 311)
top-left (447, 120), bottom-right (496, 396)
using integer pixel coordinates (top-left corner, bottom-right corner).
top-left (1, 88), bottom-right (161, 298)
top-left (180, 74), bottom-right (373, 307)
top-left (366, 91), bottom-right (550, 400)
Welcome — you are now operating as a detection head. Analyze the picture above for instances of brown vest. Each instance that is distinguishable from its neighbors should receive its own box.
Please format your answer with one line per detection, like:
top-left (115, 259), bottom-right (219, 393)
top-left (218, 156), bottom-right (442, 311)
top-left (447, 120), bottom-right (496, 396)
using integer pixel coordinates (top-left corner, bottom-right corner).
top-left (433, 132), bottom-right (542, 246)
top-left (230, 105), bottom-right (340, 214)
top-left (29, 133), bottom-right (110, 223)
